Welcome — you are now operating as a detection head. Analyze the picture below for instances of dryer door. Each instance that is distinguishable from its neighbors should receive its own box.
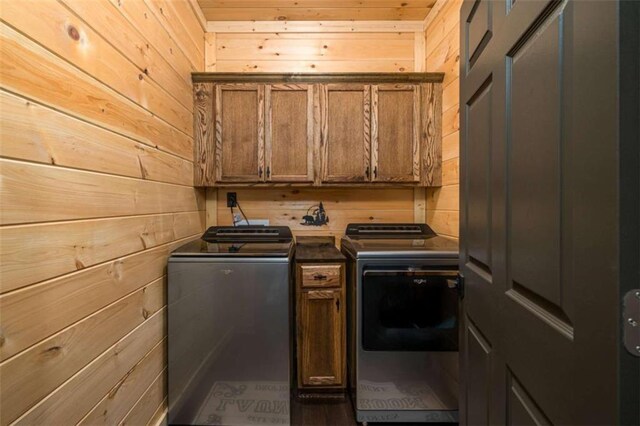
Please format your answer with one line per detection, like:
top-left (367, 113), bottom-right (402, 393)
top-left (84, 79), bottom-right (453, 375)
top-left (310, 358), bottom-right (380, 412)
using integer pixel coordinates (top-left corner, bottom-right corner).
top-left (362, 268), bottom-right (459, 352)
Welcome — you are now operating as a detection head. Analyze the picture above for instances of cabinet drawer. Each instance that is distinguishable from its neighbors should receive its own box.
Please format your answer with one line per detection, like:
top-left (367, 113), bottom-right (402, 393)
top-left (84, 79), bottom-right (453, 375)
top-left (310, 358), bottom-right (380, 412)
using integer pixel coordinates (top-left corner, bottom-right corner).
top-left (300, 264), bottom-right (342, 288)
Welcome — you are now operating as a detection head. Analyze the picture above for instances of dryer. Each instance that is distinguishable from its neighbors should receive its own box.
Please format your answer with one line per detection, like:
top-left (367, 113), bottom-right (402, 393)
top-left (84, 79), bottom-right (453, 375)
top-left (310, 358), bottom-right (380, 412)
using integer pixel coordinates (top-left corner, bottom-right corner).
top-left (341, 223), bottom-right (461, 424)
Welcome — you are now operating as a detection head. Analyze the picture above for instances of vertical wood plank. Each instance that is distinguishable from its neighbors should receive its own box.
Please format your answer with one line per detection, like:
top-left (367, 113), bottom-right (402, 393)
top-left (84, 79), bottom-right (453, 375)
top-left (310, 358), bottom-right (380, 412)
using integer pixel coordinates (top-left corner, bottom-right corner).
top-left (264, 84), bottom-right (273, 181)
top-left (319, 84), bottom-right (329, 183)
top-left (414, 31), bottom-right (427, 72)
top-left (214, 85), bottom-right (223, 182)
top-left (413, 85), bottom-right (422, 180)
top-left (257, 84), bottom-right (266, 182)
top-left (421, 82), bottom-right (443, 186)
top-left (370, 84), bottom-right (379, 181)
top-left (205, 32), bottom-right (217, 71)
top-left (414, 187), bottom-right (426, 223)
top-left (363, 85), bottom-right (372, 181)
top-left (206, 188), bottom-right (218, 228)
top-left (313, 84), bottom-right (323, 186)
top-left (307, 85), bottom-right (316, 182)
top-left (194, 83), bottom-right (215, 186)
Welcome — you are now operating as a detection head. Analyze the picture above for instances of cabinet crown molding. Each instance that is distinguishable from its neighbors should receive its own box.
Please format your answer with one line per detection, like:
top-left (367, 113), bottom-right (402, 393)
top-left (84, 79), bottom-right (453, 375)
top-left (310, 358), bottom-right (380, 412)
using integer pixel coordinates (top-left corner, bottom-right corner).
top-left (192, 72), bottom-right (445, 84)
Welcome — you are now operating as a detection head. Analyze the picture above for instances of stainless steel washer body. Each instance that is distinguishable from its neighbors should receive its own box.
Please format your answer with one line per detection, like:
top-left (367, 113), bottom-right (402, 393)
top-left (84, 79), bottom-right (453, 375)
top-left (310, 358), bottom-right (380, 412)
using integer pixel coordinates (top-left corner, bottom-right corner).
top-left (168, 227), bottom-right (294, 425)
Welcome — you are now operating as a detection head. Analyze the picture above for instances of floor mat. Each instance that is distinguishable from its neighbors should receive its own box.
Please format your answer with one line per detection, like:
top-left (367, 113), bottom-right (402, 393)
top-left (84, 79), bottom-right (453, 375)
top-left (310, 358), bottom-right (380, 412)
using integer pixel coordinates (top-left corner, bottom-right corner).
top-left (195, 381), bottom-right (290, 425)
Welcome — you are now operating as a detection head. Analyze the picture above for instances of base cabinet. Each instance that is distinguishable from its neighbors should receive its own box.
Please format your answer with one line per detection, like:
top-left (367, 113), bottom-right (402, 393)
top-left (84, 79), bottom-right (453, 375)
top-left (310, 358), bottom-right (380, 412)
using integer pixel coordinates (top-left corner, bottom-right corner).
top-left (296, 263), bottom-right (346, 390)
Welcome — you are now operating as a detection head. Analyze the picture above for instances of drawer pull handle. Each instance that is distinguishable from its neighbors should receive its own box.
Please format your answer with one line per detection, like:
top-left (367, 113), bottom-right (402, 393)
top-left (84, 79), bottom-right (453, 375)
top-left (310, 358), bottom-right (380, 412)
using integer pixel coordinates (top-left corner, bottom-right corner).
top-left (313, 273), bottom-right (328, 281)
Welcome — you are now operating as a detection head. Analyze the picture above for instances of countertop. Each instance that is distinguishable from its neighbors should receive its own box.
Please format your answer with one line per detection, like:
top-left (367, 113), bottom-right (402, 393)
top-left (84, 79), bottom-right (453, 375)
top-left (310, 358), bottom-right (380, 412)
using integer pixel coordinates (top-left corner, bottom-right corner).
top-left (295, 236), bottom-right (346, 263)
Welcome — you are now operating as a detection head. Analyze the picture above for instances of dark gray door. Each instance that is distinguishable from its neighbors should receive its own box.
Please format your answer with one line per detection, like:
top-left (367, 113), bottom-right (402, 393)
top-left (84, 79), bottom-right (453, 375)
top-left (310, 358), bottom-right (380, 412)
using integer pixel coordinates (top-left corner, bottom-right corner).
top-left (459, 1), bottom-right (639, 425)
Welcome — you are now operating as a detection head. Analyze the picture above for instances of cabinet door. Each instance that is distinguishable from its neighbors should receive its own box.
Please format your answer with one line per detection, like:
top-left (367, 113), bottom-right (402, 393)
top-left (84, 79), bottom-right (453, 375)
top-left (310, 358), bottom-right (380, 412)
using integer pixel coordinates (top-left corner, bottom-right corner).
top-left (320, 84), bottom-right (371, 183)
top-left (265, 84), bottom-right (315, 182)
top-left (215, 84), bottom-right (265, 182)
top-left (298, 289), bottom-right (345, 387)
top-left (371, 84), bottom-right (420, 182)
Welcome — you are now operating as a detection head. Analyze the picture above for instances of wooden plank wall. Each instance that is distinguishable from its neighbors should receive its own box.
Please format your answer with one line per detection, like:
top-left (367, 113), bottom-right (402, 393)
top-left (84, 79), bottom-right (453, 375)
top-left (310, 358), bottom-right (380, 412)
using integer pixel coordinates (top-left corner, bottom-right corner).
top-left (215, 188), bottom-right (416, 241)
top-left (205, 24), bottom-right (427, 241)
top-left (425, 0), bottom-right (462, 238)
top-left (0, 1), bottom-right (205, 424)
top-left (210, 32), bottom-right (416, 72)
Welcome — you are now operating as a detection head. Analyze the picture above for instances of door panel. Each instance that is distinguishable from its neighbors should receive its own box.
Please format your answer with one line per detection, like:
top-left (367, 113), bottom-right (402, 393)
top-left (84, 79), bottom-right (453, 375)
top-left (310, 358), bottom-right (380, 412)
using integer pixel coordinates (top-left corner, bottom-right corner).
top-left (265, 84), bottom-right (314, 182)
top-left (465, 78), bottom-right (493, 269)
top-left (215, 84), bottom-right (264, 182)
top-left (466, 0), bottom-right (492, 66)
top-left (298, 289), bottom-right (344, 387)
top-left (507, 372), bottom-right (551, 426)
top-left (508, 8), bottom-right (563, 309)
top-left (371, 85), bottom-right (420, 182)
top-left (460, 0), bottom-right (623, 425)
top-left (321, 84), bottom-right (370, 183)
top-left (465, 321), bottom-right (492, 426)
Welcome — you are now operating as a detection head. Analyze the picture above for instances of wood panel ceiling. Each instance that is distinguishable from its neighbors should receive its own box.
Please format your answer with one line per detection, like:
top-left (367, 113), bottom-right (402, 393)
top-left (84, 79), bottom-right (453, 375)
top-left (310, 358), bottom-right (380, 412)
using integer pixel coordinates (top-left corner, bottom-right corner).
top-left (197, 1), bottom-right (438, 21)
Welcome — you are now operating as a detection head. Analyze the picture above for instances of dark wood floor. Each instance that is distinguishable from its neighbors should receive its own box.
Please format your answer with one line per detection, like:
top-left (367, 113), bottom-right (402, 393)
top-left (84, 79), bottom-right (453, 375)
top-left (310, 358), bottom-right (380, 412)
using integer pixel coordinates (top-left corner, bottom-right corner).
top-left (291, 395), bottom-right (457, 426)
top-left (291, 395), bottom-right (356, 425)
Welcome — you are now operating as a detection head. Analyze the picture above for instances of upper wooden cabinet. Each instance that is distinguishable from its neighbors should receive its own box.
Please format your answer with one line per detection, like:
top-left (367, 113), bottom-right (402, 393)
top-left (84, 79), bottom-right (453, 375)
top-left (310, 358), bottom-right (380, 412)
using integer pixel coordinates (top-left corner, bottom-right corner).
top-left (215, 84), bottom-right (265, 182)
top-left (320, 84), bottom-right (371, 183)
top-left (371, 84), bottom-right (421, 183)
top-left (193, 73), bottom-right (443, 187)
top-left (266, 84), bottom-right (314, 182)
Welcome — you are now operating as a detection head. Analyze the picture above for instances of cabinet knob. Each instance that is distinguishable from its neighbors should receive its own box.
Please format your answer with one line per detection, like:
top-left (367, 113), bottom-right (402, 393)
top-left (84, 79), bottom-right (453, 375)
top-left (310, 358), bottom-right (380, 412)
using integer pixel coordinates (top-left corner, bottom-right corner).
top-left (313, 273), bottom-right (328, 281)
top-left (365, 166), bottom-right (370, 179)
top-left (259, 167), bottom-right (263, 178)
top-left (266, 166), bottom-right (271, 178)
top-left (373, 166), bottom-right (378, 178)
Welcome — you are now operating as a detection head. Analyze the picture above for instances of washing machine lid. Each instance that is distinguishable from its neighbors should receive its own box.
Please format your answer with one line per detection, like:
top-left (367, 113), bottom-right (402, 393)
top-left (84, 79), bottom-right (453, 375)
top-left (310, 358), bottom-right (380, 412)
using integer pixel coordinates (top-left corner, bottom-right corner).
top-left (171, 226), bottom-right (294, 257)
top-left (342, 235), bottom-right (459, 258)
top-left (345, 223), bottom-right (435, 239)
top-left (342, 224), bottom-right (458, 259)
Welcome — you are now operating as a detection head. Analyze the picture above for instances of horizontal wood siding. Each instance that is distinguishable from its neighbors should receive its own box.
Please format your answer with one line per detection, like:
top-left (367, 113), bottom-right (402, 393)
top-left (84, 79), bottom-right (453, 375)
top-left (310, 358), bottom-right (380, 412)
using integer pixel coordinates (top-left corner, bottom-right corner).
top-left (425, 0), bottom-right (462, 238)
top-left (0, 1), bottom-right (205, 424)
top-left (210, 32), bottom-right (416, 73)
top-left (215, 188), bottom-right (415, 241)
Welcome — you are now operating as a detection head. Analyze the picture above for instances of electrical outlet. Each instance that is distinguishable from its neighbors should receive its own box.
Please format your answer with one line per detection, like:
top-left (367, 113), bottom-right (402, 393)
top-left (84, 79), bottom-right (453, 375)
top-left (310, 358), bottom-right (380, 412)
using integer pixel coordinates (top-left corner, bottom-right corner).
top-left (226, 192), bottom-right (237, 208)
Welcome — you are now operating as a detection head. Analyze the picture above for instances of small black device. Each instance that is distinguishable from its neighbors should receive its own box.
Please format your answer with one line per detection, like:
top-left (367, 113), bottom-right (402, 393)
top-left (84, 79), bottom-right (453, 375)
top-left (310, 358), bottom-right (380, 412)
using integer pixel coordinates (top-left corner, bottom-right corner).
top-left (226, 192), bottom-right (237, 207)
top-left (301, 202), bottom-right (329, 226)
